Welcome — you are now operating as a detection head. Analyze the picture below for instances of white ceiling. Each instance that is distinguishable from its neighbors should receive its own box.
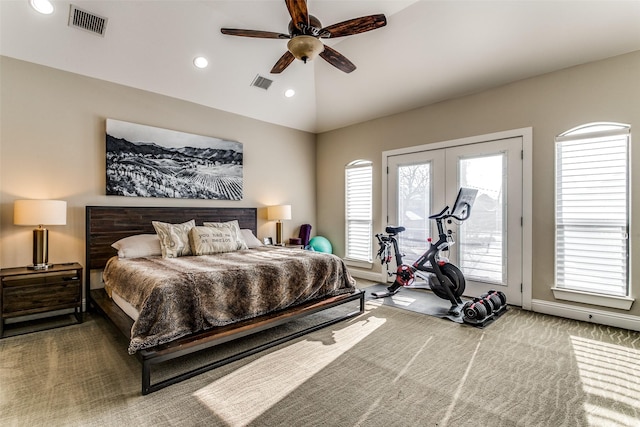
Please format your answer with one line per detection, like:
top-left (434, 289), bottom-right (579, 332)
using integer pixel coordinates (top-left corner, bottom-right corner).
top-left (2, 0), bottom-right (639, 133)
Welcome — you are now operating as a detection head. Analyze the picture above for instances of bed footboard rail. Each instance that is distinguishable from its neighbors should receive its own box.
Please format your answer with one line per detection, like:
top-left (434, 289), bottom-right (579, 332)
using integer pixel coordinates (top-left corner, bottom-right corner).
top-left (141, 289), bottom-right (364, 394)
top-left (92, 288), bottom-right (365, 395)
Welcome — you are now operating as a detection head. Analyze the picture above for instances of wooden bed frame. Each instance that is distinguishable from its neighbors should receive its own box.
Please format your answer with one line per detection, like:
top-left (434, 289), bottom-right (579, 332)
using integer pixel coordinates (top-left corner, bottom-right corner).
top-left (85, 206), bottom-right (364, 394)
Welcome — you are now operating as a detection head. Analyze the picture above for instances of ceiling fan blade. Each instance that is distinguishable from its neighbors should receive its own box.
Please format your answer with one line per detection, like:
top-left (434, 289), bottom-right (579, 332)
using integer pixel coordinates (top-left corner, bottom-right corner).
top-left (271, 51), bottom-right (295, 74)
top-left (221, 28), bottom-right (289, 39)
top-left (319, 45), bottom-right (356, 73)
top-left (321, 14), bottom-right (387, 38)
top-left (285, 0), bottom-right (309, 32)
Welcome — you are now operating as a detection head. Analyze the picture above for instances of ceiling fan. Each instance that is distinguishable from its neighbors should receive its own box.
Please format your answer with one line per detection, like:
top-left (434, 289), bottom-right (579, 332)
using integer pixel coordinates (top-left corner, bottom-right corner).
top-left (220, 0), bottom-right (387, 74)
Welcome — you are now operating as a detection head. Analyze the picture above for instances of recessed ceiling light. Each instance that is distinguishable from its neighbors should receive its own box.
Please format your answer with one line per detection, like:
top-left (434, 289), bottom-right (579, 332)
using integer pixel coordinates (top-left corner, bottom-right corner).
top-left (284, 89), bottom-right (295, 98)
top-left (193, 56), bottom-right (208, 69)
top-left (30, 0), bottom-right (54, 14)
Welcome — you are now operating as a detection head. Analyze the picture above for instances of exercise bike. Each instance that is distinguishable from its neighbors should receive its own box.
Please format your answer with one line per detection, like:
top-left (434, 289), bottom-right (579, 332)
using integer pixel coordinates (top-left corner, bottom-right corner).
top-left (373, 187), bottom-right (478, 316)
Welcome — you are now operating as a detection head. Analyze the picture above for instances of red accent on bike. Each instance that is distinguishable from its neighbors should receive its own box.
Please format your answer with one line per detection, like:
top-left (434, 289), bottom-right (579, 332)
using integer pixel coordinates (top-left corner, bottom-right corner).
top-left (437, 261), bottom-right (446, 266)
top-left (427, 237), bottom-right (432, 242)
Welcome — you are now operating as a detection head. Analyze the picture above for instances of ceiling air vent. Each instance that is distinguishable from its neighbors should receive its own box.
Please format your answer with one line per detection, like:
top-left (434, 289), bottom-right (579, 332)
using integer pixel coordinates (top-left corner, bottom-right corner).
top-left (250, 75), bottom-right (273, 91)
top-left (68, 5), bottom-right (108, 37)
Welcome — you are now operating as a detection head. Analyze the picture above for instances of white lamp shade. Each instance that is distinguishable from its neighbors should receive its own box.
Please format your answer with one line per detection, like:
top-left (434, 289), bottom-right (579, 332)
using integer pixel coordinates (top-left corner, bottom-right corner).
top-left (14, 200), bottom-right (67, 226)
top-left (267, 205), bottom-right (292, 221)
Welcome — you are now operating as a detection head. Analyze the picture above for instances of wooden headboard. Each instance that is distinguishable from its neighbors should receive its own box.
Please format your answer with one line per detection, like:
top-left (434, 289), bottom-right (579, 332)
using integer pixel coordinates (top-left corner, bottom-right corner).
top-left (85, 206), bottom-right (257, 295)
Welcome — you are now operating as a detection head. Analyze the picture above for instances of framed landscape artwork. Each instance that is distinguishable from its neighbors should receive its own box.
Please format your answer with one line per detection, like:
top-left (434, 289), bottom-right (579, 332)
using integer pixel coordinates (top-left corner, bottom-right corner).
top-left (106, 119), bottom-right (243, 200)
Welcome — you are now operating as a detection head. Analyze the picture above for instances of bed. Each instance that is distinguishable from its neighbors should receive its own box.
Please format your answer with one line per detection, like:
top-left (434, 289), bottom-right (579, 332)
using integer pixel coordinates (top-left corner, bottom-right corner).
top-left (85, 206), bottom-right (364, 394)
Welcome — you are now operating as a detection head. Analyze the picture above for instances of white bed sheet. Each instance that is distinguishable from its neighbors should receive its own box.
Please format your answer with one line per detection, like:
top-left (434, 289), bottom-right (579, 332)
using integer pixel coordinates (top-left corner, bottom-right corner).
top-left (112, 290), bottom-right (140, 321)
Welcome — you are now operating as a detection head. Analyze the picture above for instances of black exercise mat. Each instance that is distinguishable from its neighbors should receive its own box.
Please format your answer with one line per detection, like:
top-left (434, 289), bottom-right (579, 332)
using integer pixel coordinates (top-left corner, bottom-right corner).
top-left (366, 284), bottom-right (507, 327)
top-left (367, 283), bottom-right (465, 323)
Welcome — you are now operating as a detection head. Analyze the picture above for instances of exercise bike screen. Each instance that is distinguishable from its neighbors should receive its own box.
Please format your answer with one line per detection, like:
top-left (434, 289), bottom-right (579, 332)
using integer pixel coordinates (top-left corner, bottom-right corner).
top-left (451, 187), bottom-right (478, 219)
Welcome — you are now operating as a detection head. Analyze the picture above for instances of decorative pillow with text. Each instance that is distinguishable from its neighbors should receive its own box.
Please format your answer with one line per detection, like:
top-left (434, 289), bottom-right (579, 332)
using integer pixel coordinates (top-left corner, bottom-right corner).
top-left (203, 220), bottom-right (248, 250)
top-left (189, 226), bottom-right (238, 255)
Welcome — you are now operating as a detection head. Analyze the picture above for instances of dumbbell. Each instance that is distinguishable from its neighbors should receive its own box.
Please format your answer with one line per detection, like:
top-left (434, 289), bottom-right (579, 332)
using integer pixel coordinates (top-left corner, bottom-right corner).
top-left (462, 298), bottom-right (488, 322)
top-left (480, 292), bottom-right (503, 313)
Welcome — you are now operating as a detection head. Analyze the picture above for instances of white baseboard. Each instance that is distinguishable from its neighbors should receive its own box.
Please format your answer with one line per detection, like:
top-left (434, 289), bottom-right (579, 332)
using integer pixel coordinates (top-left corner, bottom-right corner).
top-left (350, 269), bottom-right (384, 283)
top-left (531, 299), bottom-right (640, 332)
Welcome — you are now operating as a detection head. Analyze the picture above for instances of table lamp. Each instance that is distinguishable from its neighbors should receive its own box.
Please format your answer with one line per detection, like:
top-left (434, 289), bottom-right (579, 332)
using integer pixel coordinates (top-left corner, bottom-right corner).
top-left (14, 199), bottom-right (67, 270)
top-left (267, 204), bottom-right (291, 245)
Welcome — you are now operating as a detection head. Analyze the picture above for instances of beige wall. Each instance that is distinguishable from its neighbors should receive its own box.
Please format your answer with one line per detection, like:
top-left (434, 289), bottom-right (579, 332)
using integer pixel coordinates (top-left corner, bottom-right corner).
top-left (2, 52), bottom-right (639, 320)
top-left (317, 51), bottom-right (640, 316)
top-left (0, 56), bottom-right (316, 269)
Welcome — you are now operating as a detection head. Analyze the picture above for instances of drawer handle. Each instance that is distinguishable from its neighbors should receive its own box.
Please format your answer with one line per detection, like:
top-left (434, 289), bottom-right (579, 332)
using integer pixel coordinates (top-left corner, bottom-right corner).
top-left (63, 277), bottom-right (79, 281)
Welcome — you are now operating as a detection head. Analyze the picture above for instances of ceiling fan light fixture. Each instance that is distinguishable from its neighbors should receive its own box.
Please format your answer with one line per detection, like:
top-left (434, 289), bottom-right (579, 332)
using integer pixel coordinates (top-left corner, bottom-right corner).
top-left (287, 36), bottom-right (324, 63)
top-left (220, 4), bottom-right (386, 74)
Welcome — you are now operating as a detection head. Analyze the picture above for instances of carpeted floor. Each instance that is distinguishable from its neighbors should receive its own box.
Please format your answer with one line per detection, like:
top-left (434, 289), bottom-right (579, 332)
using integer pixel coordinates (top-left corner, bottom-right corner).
top-left (1, 291), bottom-right (639, 426)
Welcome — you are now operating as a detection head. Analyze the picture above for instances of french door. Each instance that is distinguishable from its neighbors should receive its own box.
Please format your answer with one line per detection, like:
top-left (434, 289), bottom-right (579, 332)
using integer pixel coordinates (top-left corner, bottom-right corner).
top-left (386, 137), bottom-right (523, 305)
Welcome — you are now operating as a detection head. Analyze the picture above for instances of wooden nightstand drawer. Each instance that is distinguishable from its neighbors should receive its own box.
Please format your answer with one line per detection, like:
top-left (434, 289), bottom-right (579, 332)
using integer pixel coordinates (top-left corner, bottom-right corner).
top-left (3, 281), bottom-right (81, 316)
top-left (2, 272), bottom-right (80, 288)
top-left (0, 263), bottom-right (83, 337)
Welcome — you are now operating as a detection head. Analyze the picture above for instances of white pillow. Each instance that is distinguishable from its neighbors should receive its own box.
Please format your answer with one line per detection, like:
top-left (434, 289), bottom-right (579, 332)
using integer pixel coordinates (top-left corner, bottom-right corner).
top-left (189, 226), bottom-right (238, 255)
top-left (111, 234), bottom-right (162, 258)
top-left (152, 219), bottom-right (195, 258)
top-left (240, 229), bottom-right (263, 248)
top-left (203, 220), bottom-right (248, 250)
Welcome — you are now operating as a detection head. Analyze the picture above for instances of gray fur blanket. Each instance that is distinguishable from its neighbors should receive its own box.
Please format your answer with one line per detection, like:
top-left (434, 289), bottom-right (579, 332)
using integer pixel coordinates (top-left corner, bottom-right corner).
top-left (102, 246), bottom-right (357, 354)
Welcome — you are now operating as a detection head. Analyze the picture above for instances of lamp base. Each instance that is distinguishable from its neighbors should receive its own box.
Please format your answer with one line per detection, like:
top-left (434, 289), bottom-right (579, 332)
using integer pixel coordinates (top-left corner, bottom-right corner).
top-left (33, 227), bottom-right (50, 268)
top-left (276, 221), bottom-right (283, 245)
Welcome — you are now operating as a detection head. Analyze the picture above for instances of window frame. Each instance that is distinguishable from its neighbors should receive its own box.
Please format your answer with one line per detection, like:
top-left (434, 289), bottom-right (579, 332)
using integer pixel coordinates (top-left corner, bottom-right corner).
top-left (552, 122), bottom-right (633, 310)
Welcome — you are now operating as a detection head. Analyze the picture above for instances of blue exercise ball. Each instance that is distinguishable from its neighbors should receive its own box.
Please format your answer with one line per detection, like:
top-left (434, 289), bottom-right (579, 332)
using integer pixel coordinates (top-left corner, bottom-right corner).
top-left (307, 236), bottom-right (333, 254)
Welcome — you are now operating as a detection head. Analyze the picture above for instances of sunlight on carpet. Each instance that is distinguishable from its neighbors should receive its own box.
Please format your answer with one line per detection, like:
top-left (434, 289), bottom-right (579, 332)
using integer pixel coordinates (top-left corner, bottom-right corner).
top-left (571, 336), bottom-right (640, 427)
top-left (367, 295), bottom-right (419, 308)
top-left (353, 336), bottom-right (434, 426)
top-left (384, 293), bottom-right (417, 307)
top-left (193, 314), bottom-right (387, 426)
top-left (440, 333), bottom-right (485, 427)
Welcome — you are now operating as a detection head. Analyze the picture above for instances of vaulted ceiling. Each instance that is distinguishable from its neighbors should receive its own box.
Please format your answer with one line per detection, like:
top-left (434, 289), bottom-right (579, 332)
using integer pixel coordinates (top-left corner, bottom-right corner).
top-left (2, 0), bottom-right (639, 133)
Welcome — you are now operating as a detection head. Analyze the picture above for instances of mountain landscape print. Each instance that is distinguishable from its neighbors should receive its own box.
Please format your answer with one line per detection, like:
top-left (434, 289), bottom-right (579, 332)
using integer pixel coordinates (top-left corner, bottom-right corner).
top-left (106, 119), bottom-right (243, 200)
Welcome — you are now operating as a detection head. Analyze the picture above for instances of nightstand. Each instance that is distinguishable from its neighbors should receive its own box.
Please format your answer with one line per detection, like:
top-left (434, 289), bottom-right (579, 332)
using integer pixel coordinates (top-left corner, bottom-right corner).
top-left (0, 262), bottom-right (83, 338)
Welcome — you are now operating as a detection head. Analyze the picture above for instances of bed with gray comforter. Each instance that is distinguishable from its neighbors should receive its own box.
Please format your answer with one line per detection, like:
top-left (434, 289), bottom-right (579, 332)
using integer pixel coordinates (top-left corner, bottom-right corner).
top-left (103, 246), bottom-right (357, 354)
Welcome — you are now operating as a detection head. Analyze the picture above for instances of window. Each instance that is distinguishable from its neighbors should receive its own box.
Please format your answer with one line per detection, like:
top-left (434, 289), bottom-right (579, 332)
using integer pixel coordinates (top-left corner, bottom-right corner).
top-left (345, 160), bottom-right (373, 263)
top-left (554, 123), bottom-right (631, 307)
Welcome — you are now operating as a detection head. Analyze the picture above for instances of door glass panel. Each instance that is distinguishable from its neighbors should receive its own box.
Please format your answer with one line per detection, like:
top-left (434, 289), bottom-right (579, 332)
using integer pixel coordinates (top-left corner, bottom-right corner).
top-left (397, 162), bottom-right (431, 263)
top-left (458, 154), bottom-right (505, 283)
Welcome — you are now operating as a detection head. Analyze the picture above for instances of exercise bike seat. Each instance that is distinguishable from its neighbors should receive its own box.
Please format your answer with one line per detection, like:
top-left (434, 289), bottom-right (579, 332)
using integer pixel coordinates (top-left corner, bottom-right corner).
top-left (385, 226), bottom-right (406, 235)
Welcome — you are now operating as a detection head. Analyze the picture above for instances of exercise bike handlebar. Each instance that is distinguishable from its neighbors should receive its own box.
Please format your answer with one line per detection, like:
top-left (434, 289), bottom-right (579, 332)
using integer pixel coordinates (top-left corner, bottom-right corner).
top-left (427, 202), bottom-right (473, 222)
top-left (428, 205), bottom-right (449, 220)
